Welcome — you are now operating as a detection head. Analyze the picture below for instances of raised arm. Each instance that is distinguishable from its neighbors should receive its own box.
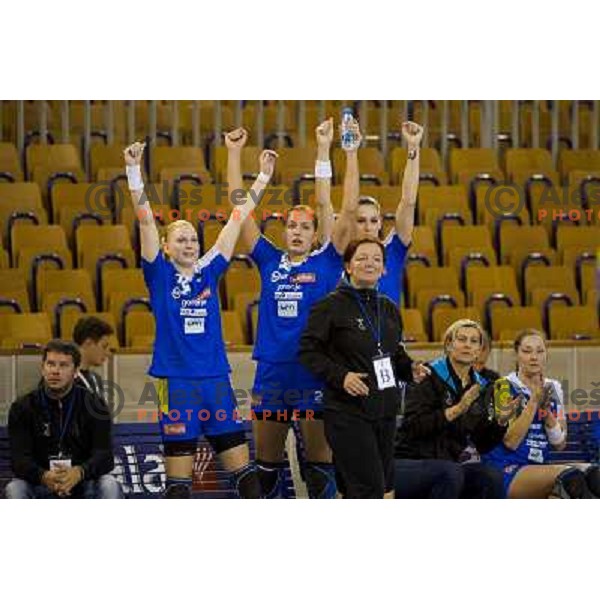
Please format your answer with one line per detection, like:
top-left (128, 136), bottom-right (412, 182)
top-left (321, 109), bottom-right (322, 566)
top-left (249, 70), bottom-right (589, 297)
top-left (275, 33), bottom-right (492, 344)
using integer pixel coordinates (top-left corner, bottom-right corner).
top-left (395, 121), bottom-right (423, 246)
top-left (224, 127), bottom-right (261, 252)
top-left (331, 118), bottom-right (362, 253)
top-left (314, 118), bottom-right (334, 246)
top-left (124, 142), bottom-right (160, 263)
top-left (215, 149), bottom-right (278, 260)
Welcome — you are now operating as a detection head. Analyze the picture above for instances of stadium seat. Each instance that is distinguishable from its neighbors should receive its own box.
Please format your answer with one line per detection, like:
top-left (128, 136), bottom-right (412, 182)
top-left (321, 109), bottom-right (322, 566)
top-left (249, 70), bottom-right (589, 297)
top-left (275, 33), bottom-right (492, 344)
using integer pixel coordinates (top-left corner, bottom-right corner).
top-left (11, 224), bottom-right (69, 268)
top-left (333, 147), bottom-right (388, 185)
top-left (549, 306), bottom-right (599, 340)
top-left (0, 142), bottom-right (23, 181)
top-left (37, 268), bottom-right (95, 313)
top-left (358, 185), bottom-right (401, 215)
top-left (0, 248), bottom-right (8, 269)
top-left (75, 225), bottom-right (134, 278)
top-left (124, 311), bottom-right (155, 347)
top-left (221, 310), bottom-right (245, 346)
top-left (0, 269), bottom-right (30, 312)
top-left (26, 144), bottom-right (86, 196)
top-left (524, 265), bottom-right (579, 305)
top-left (556, 226), bottom-right (600, 262)
top-left (233, 292), bottom-right (260, 344)
top-left (466, 266), bottom-right (521, 325)
top-left (407, 266), bottom-right (460, 307)
top-left (390, 147), bottom-right (446, 186)
top-left (431, 306), bottom-right (482, 342)
top-left (153, 146), bottom-right (211, 183)
top-left (213, 145), bottom-right (263, 184)
top-left (397, 308), bottom-right (427, 342)
top-left (224, 263), bottom-right (261, 309)
top-left (558, 150), bottom-right (600, 182)
top-left (0, 313), bottom-right (52, 349)
top-left (491, 307), bottom-right (543, 341)
top-left (51, 182), bottom-right (112, 223)
top-left (417, 185), bottom-right (469, 224)
top-left (406, 225), bottom-right (437, 267)
top-left (0, 184), bottom-right (47, 249)
top-left (278, 146), bottom-right (319, 187)
top-left (60, 311), bottom-right (119, 347)
top-left (102, 269), bottom-right (147, 312)
top-left (449, 148), bottom-right (504, 186)
top-left (504, 148), bottom-right (557, 186)
top-left (90, 145), bottom-right (127, 181)
top-left (441, 225), bottom-right (493, 265)
top-left (415, 288), bottom-right (465, 336)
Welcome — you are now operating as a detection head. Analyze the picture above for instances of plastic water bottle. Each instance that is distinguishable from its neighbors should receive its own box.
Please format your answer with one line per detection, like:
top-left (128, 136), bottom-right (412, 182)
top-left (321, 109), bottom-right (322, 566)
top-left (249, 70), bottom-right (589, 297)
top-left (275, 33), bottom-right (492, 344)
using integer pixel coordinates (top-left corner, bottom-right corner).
top-left (341, 107), bottom-right (356, 150)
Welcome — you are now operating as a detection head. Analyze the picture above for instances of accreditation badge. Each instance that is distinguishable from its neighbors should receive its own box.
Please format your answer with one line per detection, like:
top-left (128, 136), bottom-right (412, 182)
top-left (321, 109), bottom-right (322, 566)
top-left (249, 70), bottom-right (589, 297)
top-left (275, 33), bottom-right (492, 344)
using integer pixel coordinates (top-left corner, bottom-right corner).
top-left (373, 354), bottom-right (396, 391)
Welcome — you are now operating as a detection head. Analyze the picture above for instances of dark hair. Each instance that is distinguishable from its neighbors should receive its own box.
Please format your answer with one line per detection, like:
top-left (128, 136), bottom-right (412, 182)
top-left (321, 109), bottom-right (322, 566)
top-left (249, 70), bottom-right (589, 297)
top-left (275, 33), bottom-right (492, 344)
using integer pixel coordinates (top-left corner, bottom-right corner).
top-left (285, 205), bottom-right (319, 232)
top-left (43, 340), bottom-right (81, 368)
top-left (73, 316), bottom-right (114, 346)
top-left (513, 328), bottom-right (547, 353)
top-left (343, 237), bottom-right (386, 269)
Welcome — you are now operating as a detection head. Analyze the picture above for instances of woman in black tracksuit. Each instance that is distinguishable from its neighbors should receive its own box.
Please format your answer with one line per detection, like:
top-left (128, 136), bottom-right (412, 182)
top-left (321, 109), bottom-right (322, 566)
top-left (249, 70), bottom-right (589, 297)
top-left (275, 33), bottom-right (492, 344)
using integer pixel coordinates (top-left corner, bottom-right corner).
top-left (299, 238), bottom-right (417, 498)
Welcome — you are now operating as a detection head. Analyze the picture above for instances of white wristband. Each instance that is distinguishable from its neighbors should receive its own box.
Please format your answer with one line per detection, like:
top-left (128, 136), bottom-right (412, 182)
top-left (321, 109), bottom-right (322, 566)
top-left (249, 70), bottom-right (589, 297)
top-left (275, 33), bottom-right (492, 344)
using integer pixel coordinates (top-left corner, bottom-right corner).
top-left (126, 165), bottom-right (144, 191)
top-left (257, 172), bottom-right (271, 185)
top-left (545, 422), bottom-right (566, 445)
top-left (315, 160), bottom-right (332, 179)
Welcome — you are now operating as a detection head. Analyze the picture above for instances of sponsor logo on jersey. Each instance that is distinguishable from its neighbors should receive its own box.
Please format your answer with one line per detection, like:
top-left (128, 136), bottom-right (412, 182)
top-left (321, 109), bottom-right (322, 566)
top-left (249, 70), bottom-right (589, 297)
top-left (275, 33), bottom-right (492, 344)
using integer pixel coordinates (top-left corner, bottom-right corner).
top-left (290, 272), bottom-right (316, 284)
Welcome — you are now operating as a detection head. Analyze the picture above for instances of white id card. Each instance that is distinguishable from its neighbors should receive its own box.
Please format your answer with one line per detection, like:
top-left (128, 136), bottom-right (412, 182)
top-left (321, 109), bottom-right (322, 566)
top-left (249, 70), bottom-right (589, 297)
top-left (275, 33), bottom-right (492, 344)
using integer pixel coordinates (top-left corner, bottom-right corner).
top-left (49, 457), bottom-right (72, 470)
top-left (373, 354), bottom-right (396, 391)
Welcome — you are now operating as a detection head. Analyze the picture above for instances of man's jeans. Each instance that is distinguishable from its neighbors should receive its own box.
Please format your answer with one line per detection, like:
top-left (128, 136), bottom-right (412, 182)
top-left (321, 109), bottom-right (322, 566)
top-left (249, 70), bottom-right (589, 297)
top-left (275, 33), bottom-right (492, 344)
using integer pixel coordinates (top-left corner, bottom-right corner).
top-left (4, 475), bottom-right (124, 499)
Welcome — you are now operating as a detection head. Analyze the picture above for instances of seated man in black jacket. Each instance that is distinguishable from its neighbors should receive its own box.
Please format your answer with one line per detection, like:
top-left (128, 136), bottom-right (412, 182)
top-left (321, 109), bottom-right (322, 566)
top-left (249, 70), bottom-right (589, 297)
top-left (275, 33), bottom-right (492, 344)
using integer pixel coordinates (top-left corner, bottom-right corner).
top-left (395, 319), bottom-right (515, 499)
top-left (5, 340), bottom-right (123, 499)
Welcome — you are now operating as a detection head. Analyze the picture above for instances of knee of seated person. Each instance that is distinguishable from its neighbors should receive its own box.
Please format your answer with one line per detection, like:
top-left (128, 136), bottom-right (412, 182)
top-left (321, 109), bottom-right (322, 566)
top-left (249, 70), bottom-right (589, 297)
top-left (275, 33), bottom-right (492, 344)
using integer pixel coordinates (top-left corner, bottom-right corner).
top-left (551, 467), bottom-right (589, 499)
top-left (256, 460), bottom-right (285, 499)
top-left (207, 431), bottom-right (247, 455)
top-left (231, 463), bottom-right (262, 499)
top-left (96, 475), bottom-right (124, 499)
top-left (584, 465), bottom-right (600, 498)
top-left (4, 479), bottom-right (30, 499)
top-left (304, 462), bottom-right (337, 499)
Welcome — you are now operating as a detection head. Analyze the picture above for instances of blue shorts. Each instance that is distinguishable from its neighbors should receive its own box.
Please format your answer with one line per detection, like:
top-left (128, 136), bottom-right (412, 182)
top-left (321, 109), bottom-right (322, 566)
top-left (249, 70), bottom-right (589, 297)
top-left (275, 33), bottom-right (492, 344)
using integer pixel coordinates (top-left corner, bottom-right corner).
top-left (252, 360), bottom-right (324, 415)
top-left (157, 376), bottom-right (244, 442)
top-left (488, 462), bottom-right (523, 497)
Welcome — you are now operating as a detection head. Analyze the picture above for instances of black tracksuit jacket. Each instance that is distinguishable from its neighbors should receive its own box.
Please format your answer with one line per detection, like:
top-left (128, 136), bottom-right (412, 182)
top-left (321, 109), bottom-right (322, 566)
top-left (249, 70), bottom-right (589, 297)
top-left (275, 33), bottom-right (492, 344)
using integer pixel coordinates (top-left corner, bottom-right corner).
top-left (298, 283), bottom-right (414, 421)
top-left (8, 382), bottom-right (115, 486)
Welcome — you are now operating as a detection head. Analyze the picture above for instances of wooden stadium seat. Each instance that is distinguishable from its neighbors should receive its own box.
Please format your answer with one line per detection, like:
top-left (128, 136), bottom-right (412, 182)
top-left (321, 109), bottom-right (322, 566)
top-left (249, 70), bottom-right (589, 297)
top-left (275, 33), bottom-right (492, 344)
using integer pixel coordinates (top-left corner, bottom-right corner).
top-left (390, 147), bottom-right (446, 186)
top-left (221, 310), bottom-right (245, 346)
top-left (12, 224), bottom-right (68, 268)
top-left (0, 313), bottom-right (52, 349)
top-left (37, 268), bottom-right (95, 312)
top-left (0, 248), bottom-right (8, 269)
top-left (556, 226), bottom-right (600, 262)
top-left (524, 265), bottom-right (579, 305)
top-left (400, 308), bottom-right (428, 342)
top-left (90, 145), bottom-right (127, 181)
top-left (102, 269), bottom-right (147, 312)
top-left (232, 292), bottom-right (259, 344)
top-left (124, 311), bottom-right (155, 347)
top-left (333, 147), bottom-right (388, 185)
top-left (499, 225), bottom-right (552, 267)
top-left (0, 143), bottom-right (23, 182)
top-left (0, 269), bottom-right (30, 312)
top-left (581, 263), bottom-right (596, 299)
top-left (491, 307), bottom-right (543, 341)
top-left (27, 144), bottom-right (85, 195)
top-left (441, 225), bottom-right (493, 265)
top-left (0, 184), bottom-right (47, 248)
top-left (108, 291), bottom-right (151, 331)
top-left (417, 185), bottom-right (469, 224)
top-left (176, 183), bottom-right (228, 218)
top-left (60, 311), bottom-right (119, 347)
top-left (474, 185), bottom-right (531, 236)
top-left (446, 247), bottom-right (497, 283)
top-left (416, 288), bottom-right (465, 334)
top-left (278, 146), bottom-right (318, 187)
top-left (18, 246), bottom-right (73, 276)
top-left (153, 146), bottom-right (211, 183)
top-left (224, 264), bottom-right (261, 309)
top-left (200, 219), bottom-right (225, 255)
top-left (549, 306), bottom-right (599, 340)
top-left (76, 224), bottom-right (133, 272)
top-left (51, 182), bottom-right (112, 223)
top-left (449, 148), bottom-right (504, 186)
top-left (406, 225), bottom-right (437, 267)
top-left (358, 185), bottom-right (401, 215)
top-left (558, 150), bottom-right (600, 181)
top-left (213, 146), bottom-right (263, 183)
top-left (262, 217), bottom-right (286, 247)
top-left (407, 266), bottom-right (460, 307)
top-left (431, 306), bottom-right (482, 342)
top-left (505, 148), bottom-right (555, 181)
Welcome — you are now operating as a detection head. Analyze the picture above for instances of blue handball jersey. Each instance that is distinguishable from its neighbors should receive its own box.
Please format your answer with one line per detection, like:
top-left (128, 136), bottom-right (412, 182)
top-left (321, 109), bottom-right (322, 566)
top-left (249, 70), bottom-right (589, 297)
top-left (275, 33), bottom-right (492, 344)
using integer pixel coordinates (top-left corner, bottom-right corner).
top-left (141, 247), bottom-right (230, 378)
top-left (484, 372), bottom-right (565, 467)
top-left (378, 231), bottom-right (409, 306)
top-left (251, 236), bottom-right (343, 363)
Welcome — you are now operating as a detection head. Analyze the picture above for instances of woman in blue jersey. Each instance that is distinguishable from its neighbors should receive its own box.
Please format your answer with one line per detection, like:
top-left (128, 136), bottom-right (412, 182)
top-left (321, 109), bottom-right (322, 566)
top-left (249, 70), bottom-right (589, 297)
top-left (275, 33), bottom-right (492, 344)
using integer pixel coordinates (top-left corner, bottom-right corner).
top-left (334, 119), bottom-right (423, 306)
top-left (483, 329), bottom-right (600, 499)
top-left (124, 141), bottom-right (278, 498)
top-left (225, 121), bottom-right (344, 498)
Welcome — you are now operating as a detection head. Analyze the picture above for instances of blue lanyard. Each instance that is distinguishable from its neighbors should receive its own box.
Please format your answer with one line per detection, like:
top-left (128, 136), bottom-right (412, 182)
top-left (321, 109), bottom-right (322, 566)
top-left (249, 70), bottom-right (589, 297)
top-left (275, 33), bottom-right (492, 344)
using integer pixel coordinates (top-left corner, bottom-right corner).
top-left (42, 392), bottom-right (76, 455)
top-left (351, 288), bottom-right (382, 353)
